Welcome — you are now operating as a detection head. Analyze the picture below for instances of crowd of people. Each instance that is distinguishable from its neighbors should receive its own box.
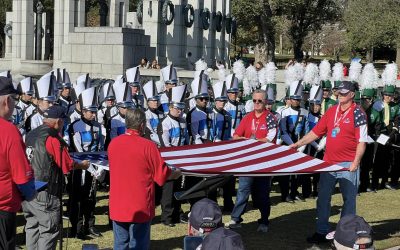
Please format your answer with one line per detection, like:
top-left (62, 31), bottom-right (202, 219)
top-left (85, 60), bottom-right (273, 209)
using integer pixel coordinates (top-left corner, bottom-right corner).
top-left (0, 56), bottom-right (398, 249)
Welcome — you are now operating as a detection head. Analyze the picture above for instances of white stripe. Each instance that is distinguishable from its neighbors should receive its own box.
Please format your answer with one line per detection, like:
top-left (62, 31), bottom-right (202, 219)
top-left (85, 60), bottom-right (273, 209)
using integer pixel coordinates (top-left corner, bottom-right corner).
top-left (165, 142), bottom-right (275, 165)
top-left (160, 139), bottom-right (257, 157)
top-left (272, 158), bottom-right (322, 173)
top-left (222, 152), bottom-right (306, 173)
top-left (176, 146), bottom-right (295, 171)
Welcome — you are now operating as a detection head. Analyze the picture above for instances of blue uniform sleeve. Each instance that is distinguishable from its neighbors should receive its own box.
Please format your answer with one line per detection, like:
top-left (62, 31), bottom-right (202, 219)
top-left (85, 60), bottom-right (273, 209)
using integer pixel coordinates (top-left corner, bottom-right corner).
top-left (17, 179), bottom-right (36, 201)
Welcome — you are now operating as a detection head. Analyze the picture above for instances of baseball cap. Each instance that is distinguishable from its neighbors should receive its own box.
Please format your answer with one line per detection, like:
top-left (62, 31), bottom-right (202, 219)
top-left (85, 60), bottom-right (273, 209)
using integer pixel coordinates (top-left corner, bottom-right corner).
top-left (43, 105), bottom-right (67, 119)
top-left (327, 215), bottom-right (373, 249)
top-left (201, 227), bottom-right (245, 250)
top-left (189, 198), bottom-right (222, 233)
top-left (0, 76), bottom-right (21, 96)
top-left (338, 81), bottom-right (356, 94)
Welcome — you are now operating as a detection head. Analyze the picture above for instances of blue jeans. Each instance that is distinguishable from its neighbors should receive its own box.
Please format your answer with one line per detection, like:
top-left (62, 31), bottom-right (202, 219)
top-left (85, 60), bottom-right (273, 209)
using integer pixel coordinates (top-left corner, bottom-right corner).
top-left (231, 176), bottom-right (271, 225)
top-left (113, 220), bottom-right (151, 250)
top-left (316, 162), bottom-right (359, 234)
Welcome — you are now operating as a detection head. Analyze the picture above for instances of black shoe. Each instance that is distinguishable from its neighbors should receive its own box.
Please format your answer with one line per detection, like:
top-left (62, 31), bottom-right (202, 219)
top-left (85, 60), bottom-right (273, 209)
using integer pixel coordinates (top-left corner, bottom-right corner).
top-left (162, 221), bottom-right (176, 227)
top-left (284, 197), bottom-right (295, 203)
top-left (294, 195), bottom-right (306, 202)
top-left (312, 191), bottom-right (318, 198)
top-left (76, 232), bottom-right (86, 240)
top-left (222, 205), bottom-right (234, 213)
top-left (68, 228), bottom-right (76, 238)
top-left (180, 214), bottom-right (188, 223)
top-left (87, 227), bottom-right (102, 237)
top-left (306, 232), bottom-right (329, 244)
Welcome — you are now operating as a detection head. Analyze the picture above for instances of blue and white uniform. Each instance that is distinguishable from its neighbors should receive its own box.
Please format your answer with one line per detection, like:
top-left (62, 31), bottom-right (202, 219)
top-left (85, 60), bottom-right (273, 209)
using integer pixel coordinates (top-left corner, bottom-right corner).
top-left (157, 114), bottom-right (187, 147)
top-left (160, 92), bottom-right (170, 114)
top-left (279, 106), bottom-right (309, 145)
top-left (146, 109), bottom-right (164, 145)
top-left (210, 108), bottom-right (232, 142)
top-left (224, 99), bottom-right (245, 136)
top-left (110, 113), bottom-right (127, 139)
top-left (187, 106), bottom-right (212, 144)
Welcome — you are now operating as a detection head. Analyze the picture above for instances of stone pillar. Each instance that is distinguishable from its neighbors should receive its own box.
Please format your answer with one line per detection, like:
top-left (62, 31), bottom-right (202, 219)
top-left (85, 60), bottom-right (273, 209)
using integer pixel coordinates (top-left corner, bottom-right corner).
top-left (53, 0), bottom-right (75, 67)
top-left (74, 0), bottom-right (86, 27)
top-left (203, 0), bottom-right (216, 67)
top-left (215, 0), bottom-right (226, 64)
top-left (12, 0), bottom-right (34, 61)
top-left (34, 12), bottom-right (47, 60)
top-left (142, 0), bottom-right (166, 65)
top-left (185, 0), bottom-right (204, 70)
top-left (109, 0), bottom-right (129, 27)
top-left (4, 12), bottom-right (13, 58)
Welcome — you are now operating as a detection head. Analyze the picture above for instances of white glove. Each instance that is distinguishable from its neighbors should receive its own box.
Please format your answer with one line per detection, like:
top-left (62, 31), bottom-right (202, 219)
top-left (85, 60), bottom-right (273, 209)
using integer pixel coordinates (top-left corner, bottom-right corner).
top-left (94, 168), bottom-right (106, 182)
top-left (87, 164), bottom-right (96, 176)
top-left (317, 136), bottom-right (327, 152)
top-left (276, 138), bottom-right (283, 145)
top-left (310, 141), bottom-right (319, 149)
top-left (297, 145), bottom-right (306, 153)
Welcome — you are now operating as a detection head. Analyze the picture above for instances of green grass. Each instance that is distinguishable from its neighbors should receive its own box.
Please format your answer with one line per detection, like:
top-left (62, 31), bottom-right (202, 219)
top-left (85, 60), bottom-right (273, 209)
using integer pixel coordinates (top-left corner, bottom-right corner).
top-left (15, 185), bottom-right (400, 250)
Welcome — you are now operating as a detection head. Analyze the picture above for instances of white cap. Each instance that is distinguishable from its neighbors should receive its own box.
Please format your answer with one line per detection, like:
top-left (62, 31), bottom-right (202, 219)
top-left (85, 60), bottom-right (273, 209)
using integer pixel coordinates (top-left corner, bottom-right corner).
top-left (73, 74), bottom-right (90, 101)
top-left (115, 75), bottom-right (124, 82)
top-left (143, 80), bottom-right (159, 101)
top-left (18, 77), bottom-right (34, 95)
top-left (309, 85), bottom-right (323, 104)
top-left (169, 84), bottom-right (187, 109)
top-left (79, 87), bottom-right (98, 112)
top-left (113, 79), bottom-right (134, 108)
top-left (161, 65), bottom-right (178, 84)
top-left (98, 81), bottom-right (115, 103)
top-left (212, 81), bottom-right (227, 101)
top-left (35, 73), bottom-right (56, 102)
top-left (289, 80), bottom-right (304, 99)
top-left (126, 66), bottom-right (140, 86)
top-left (191, 71), bottom-right (209, 98)
top-left (225, 74), bottom-right (239, 92)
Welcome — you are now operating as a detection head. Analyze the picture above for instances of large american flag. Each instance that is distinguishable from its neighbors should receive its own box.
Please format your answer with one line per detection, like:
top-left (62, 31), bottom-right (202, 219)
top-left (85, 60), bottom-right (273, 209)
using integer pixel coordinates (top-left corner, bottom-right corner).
top-left (71, 139), bottom-right (345, 176)
top-left (160, 139), bottom-right (344, 176)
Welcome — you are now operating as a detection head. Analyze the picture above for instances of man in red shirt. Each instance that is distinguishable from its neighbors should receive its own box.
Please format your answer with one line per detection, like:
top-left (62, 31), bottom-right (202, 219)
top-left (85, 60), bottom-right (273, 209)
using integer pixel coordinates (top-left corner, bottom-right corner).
top-left (108, 109), bottom-right (181, 249)
top-left (23, 105), bottom-right (90, 249)
top-left (0, 76), bottom-right (36, 250)
top-left (291, 81), bottom-right (367, 244)
top-left (226, 89), bottom-right (277, 233)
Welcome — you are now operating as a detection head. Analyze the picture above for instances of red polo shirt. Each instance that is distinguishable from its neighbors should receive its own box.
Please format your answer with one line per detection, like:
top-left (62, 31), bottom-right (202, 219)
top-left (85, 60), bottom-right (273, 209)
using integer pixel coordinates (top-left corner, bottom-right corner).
top-left (108, 129), bottom-right (171, 223)
top-left (0, 118), bottom-right (34, 212)
top-left (45, 136), bottom-right (74, 174)
top-left (234, 109), bottom-right (277, 142)
top-left (312, 103), bottom-right (368, 164)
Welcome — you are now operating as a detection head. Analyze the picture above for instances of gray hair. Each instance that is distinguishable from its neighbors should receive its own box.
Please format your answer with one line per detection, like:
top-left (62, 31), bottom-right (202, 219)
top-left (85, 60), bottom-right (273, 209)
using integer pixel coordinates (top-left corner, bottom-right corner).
top-left (252, 89), bottom-right (267, 100)
top-left (125, 109), bottom-right (146, 130)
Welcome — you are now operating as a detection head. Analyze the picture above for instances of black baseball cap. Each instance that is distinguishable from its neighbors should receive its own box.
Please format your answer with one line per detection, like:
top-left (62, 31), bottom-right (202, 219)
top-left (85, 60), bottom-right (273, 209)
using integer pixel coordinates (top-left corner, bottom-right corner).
top-left (333, 215), bottom-right (373, 249)
top-left (189, 198), bottom-right (222, 233)
top-left (338, 81), bottom-right (356, 94)
top-left (0, 76), bottom-right (20, 96)
top-left (43, 105), bottom-right (67, 119)
top-left (201, 227), bottom-right (245, 250)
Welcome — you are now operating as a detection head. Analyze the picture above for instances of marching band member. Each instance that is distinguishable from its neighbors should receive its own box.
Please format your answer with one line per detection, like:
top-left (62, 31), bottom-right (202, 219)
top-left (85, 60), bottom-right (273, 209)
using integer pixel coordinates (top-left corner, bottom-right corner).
top-left (143, 80), bottom-right (164, 145)
top-left (159, 65), bottom-right (178, 114)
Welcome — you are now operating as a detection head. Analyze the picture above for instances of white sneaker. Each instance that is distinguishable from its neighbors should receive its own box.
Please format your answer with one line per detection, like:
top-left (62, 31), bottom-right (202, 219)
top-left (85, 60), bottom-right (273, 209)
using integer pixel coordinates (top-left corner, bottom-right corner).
top-left (257, 224), bottom-right (269, 233)
top-left (225, 220), bottom-right (242, 229)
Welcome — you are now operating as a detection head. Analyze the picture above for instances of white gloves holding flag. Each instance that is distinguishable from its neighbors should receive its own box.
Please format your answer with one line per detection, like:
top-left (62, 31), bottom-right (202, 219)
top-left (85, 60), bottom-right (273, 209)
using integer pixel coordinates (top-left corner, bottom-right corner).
top-left (297, 145), bottom-right (306, 153)
top-left (317, 136), bottom-right (327, 152)
top-left (87, 163), bottom-right (106, 182)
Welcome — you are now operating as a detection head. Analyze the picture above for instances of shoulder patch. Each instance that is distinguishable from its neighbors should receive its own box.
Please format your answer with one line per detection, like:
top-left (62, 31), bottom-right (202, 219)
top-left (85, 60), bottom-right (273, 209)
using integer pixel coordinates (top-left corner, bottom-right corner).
top-left (266, 113), bottom-right (277, 129)
top-left (354, 107), bottom-right (367, 127)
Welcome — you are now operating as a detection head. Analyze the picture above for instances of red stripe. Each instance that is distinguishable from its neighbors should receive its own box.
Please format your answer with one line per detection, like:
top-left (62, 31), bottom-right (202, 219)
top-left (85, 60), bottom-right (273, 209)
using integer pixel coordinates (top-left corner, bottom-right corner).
top-left (297, 163), bottom-right (345, 173)
top-left (173, 147), bottom-right (301, 172)
top-left (161, 141), bottom-right (266, 160)
top-left (251, 156), bottom-right (313, 173)
top-left (159, 139), bottom-right (243, 153)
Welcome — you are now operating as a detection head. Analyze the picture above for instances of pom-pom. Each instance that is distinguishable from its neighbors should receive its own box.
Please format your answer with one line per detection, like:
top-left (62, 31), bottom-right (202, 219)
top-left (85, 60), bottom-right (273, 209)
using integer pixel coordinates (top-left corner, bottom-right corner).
top-left (233, 60), bottom-right (246, 82)
top-left (332, 62), bottom-right (344, 82)
top-left (381, 63), bottom-right (398, 87)
top-left (349, 61), bottom-right (362, 82)
top-left (304, 63), bottom-right (320, 86)
top-left (285, 62), bottom-right (304, 86)
top-left (319, 59), bottom-right (331, 81)
top-left (360, 63), bottom-right (378, 90)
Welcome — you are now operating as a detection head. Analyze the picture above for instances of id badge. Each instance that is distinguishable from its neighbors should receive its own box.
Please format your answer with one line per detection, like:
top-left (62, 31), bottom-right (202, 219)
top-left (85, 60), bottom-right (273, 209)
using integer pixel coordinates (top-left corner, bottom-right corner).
top-left (331, 127), bottom-right (340, 138)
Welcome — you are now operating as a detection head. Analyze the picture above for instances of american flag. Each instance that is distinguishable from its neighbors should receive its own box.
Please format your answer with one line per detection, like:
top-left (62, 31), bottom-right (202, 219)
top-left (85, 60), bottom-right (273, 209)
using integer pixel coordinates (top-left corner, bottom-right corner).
top-left (71, 139), bottom-right (345, 176)
top-left (159, 139), bottom-right (345, 176)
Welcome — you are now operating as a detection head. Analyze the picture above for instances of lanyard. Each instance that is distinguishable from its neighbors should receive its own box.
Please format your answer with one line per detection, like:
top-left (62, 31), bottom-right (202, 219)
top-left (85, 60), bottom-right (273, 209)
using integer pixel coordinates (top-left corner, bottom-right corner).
top-left (333, 103), bottom-right (354, 128)
top-left (251, 118), bottom-right (260, 135)
top-left (125, 129), bottom-right (140, 136)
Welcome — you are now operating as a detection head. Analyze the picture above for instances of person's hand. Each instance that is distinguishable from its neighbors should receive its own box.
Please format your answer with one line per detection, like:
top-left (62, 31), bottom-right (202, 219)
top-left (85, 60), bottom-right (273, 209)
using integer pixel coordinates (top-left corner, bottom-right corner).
top-left (289, 143), bottom-right (298, 150)
top-left (349, 162), bottom-right (359, 172)
top-left (78, 160), bottom-right (90, 170)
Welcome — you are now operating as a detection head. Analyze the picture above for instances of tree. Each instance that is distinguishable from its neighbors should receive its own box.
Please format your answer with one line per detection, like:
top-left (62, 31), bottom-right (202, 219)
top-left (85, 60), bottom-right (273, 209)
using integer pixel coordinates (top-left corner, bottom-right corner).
top-left (278, 0), bottom-right (343, 60)
top-left (344, 0), bottom-right (400, 62)
top-left (232, 0), bottom-right (278, 63)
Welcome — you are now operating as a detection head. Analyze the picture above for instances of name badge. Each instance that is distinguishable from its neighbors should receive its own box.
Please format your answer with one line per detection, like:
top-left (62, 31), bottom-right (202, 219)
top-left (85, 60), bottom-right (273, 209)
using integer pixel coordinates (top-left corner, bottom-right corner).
top-left (331, 127), bottom-right (340, 138)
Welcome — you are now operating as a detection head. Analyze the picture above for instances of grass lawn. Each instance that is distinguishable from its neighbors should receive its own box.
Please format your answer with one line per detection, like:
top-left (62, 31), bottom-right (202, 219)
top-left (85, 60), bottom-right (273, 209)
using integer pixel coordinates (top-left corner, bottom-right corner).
top-left (15, 185), bottom-right (400, 250)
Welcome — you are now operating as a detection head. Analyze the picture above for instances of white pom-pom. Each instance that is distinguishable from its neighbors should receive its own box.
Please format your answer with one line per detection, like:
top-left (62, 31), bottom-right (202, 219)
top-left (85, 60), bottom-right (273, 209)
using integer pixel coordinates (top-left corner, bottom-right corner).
top-left (258, 67), bottom-right (267, 87)
top-left (285, 62), bottom-right (304, 86)
top-left (218, 67), bottom-right (226, 82)
top-left (349, 61), bottom-right (362, 82)
top-left (243, 78), bottom-right (252, 96)
top-left (195, 59), bottom-right (208, 72)
top-left (233, 60), bottom-right (246, 82)
top-left (206, 68), bottom-right (214, 74)
top-left (319, 59), bottom-right (331, 81)
top-left (304, 63), bottom-right (320, 86)
top-left (266, 62), bottom-right (277, 84)
top-left (332, 62), bottom-right (344, 82)
top-left (360, 63), bottom-right (378, 89)
top-left (382, 63), bottom-right (398, 87)
top-left (245, 65), bottom-right (259, 90)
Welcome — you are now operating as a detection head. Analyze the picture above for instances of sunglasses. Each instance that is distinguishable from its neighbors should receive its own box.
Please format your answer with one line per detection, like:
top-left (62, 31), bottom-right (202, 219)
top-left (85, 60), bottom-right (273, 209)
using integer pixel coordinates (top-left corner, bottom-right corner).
top-left (198, 98), bottom-right (209, 102)
top-left (252, 99), bottom-right (263, 104)
top-left (338, 92), bottom-right (350, 97)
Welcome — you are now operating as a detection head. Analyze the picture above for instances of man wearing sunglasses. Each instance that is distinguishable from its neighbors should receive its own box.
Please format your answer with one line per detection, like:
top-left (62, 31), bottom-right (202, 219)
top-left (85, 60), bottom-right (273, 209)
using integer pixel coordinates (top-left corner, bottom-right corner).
top-left (226, 89), bottom-right (277, 233)
top-left (291, 81), bottom-right (368, 244)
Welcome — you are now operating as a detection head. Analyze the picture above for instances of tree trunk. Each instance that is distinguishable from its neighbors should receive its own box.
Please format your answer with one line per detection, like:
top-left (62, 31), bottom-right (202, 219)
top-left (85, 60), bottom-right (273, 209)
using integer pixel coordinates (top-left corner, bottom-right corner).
top-left (293, 39), bottom-right (304, 61)
top-left (0, 35), bottom-right (4, 58)
top-left (258, 0), bottom-right (275, 63)
top-left (255, 43), bottom-right (268, 64)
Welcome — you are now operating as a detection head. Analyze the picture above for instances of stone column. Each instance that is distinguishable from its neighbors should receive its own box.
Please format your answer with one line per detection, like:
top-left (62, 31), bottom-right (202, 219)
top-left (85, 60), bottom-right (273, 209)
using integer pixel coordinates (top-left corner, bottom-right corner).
top-left (53, 0), bottom-right (75, 67)
top-left (185, 0), bottom-right (204, 69)
top-left (4, 12), bottom-right (13, 58)
top-left (216, 0), bottom-right (226, 64)
top-left (12, 0), bottom-right (34, 60)
top-left (109, 0), bottom-right (129, 27)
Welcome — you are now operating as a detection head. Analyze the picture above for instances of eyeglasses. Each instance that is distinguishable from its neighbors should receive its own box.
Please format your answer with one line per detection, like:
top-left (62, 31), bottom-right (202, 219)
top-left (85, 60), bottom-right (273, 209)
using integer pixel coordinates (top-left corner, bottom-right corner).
top-left (252, 99), bottom-right (263, 104)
